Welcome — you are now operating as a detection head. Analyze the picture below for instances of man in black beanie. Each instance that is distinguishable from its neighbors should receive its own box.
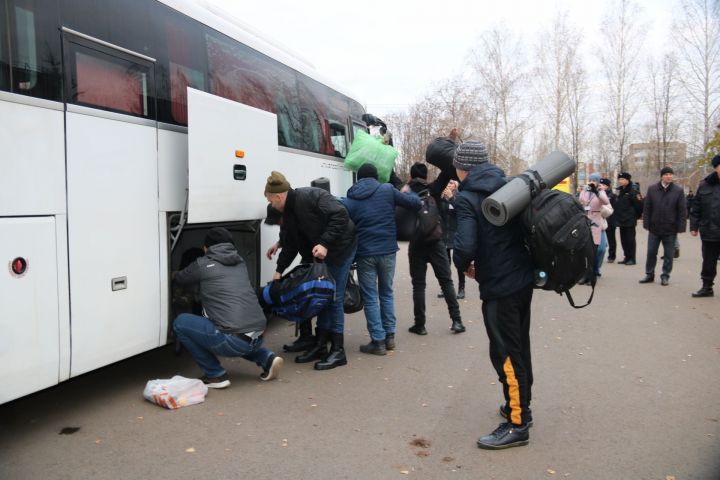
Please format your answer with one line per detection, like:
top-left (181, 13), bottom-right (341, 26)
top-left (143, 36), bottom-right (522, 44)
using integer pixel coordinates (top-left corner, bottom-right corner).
top-left (404, 162), bottom-right (465, 335)
top-left (452, 141), bottom-right (534, 449)
top-left (689, 154), bottom-right (720, 297)
top-left (173, 227), bottom-right (283, 388)
top-left (639, 167), bottom-right (686, 286)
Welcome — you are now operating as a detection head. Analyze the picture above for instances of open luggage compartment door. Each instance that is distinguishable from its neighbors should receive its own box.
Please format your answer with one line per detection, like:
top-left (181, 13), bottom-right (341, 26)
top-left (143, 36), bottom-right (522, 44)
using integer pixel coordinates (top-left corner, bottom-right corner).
top-left (187, 88), bottom-right (279, 223)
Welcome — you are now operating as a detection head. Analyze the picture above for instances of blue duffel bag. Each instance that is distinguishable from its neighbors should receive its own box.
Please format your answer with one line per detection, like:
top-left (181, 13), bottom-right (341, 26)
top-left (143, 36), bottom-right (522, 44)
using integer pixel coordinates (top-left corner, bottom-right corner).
top-left (259, 262), bottom-right (336, 322)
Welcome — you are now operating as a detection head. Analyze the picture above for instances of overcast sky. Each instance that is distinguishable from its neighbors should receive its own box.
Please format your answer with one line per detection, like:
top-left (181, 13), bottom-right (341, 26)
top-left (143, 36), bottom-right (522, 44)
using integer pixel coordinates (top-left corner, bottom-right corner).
top-left (208, 0), bottom-right (678, 118)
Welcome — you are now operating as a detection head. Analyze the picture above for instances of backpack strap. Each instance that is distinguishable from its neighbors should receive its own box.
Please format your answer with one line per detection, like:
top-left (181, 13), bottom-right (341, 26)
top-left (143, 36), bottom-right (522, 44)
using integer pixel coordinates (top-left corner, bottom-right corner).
top-left (564, 279), bottom-right (595, 308)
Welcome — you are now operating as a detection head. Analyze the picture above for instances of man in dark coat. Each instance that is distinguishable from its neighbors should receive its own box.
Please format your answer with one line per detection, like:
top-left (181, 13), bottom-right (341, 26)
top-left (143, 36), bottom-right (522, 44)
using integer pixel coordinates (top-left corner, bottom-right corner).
top-left (405, 162), bottom-right (465, 335)
top-left (173, 227), bottom-right (283, 388)
top-left (689, 155), bottom-right (720, 297)
top-left (452, 141), bottom-right (534, 450)
top-left (343, 163), bottom-right (421, 354)
top-left (614, 172), bottom-right (644, 265)
top-left (639, 167), bottom-right (686, 286)
top-left (265, 171), bottom-right (357, 370)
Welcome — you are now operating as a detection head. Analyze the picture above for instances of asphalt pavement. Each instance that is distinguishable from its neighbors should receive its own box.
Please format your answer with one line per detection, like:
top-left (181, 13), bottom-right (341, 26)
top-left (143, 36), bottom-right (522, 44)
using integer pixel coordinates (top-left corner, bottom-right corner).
top-left (1, 232), bottom-right (719, 480)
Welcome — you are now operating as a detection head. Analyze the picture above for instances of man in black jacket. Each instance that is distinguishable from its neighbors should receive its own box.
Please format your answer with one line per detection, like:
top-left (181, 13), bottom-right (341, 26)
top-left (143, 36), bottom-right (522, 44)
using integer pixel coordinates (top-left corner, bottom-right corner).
top-left (614, 172), bottom-right (644, 265)
top-left (689, 155), bottom-right (720, 297)
top-left (173, 227), bottom-right (283, 388)
top-left (264, 171), bottom-right (357, 370)
top-left (639, 167), bottom-right (686, 286)
top-left (452, 141), bottom-right (534, 450)
top-left (404, 163), bottom-right (465, 335)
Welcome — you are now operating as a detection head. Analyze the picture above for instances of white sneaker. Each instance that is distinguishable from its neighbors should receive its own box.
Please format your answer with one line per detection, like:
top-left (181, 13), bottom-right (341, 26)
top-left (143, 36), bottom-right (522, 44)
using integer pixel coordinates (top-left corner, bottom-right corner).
top-left (260, 355), bottom-right (283, 381)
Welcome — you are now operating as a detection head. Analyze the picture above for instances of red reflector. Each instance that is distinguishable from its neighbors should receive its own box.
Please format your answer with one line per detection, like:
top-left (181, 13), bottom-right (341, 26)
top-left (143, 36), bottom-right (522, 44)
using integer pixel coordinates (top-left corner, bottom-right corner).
top-left (11, 257), bottom-right (27, 275)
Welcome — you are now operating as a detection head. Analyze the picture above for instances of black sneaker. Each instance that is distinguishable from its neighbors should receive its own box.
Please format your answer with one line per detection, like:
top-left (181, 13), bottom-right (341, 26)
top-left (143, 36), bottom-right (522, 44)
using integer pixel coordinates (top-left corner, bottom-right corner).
top-left (477, 422), bottom-right (529, 450)
top-left (408, 324), bottom-right (427, 335)
top-left (451, 320), bottom-right (466, 333)
top-left (674, 248), bottom-right (680, 259)
top-left (201, 374), bottom-right (230, 389)
top-left (260, 355), bottom-right (284, 381)
top-left (624, 260), bottom-right (636, 266)
top-left (639, 275), bottom-right (654, 284)
top-left (660, 276), bottom-right (669, 286)
top-left (385, 334), bottom-right (396, 351)
top-left (437, 291), bottom-right (445, 298)
top-left (457, 288), bottom-right (465, 299)
top-left (359, 339), bottom-right (387, 356)
top-left (607, 257), bottom-right (615, 263)
top-left (499, 404), bottom-right (533, 427)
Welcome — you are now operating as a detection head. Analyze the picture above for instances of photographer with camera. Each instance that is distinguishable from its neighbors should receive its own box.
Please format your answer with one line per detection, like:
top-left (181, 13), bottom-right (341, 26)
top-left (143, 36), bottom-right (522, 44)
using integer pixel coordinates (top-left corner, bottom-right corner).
top-left (614, 172), bottom-right (644, 266)
top-left (578, 173), bottom-right (610, 284)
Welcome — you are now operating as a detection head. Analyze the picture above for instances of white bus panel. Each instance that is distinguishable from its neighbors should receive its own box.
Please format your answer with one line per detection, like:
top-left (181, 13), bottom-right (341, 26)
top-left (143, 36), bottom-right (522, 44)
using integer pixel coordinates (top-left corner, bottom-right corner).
top-left (65, 111), bottom-right (161, 376)
top-left (0, 217), bottom-right (60, 404)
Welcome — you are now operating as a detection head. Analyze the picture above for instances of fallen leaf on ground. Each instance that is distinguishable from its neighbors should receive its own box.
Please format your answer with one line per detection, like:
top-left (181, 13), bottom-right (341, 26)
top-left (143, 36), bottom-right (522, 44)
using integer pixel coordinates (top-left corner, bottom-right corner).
top-left (185, 447), bottom-right (195, 453)
top-left (547, 469), bottom-right (556, 475)
top-left (400, 470), bottom-right (410, 475)
top-left (442, 456), bottom-right (455, 463)
top-left (666, 476), bottom-right (676, 480)
top-left (410, 438), bottom-right (431, 448)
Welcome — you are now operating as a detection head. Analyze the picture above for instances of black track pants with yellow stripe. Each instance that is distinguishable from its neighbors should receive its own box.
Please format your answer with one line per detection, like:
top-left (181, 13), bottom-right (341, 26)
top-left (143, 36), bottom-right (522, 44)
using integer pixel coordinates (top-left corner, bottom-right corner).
top-left (481, 284), bottom-right (534, 426)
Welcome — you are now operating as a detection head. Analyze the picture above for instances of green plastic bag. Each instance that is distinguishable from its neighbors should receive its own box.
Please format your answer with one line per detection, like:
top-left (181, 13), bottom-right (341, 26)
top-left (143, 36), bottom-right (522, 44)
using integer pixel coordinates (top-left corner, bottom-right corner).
top-left (344, 129), bottom-right (398, 183)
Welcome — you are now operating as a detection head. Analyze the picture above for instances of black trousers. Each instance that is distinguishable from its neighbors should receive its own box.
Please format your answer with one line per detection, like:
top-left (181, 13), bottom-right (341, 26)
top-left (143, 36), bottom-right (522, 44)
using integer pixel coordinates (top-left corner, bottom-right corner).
top-left (619, 226), bottom-right (636, 262)
top-left (701, 240), bottom-right (720, 286)
top-left (445, 248), bottom-right (465, 290)
top-left (408, 240), bottom-right (461, 325)
top-left (606, 225), bottom-right (617, 260)
top-left (482, 285), bottom-right (534, 426)
top-left (645, 232), bottom-right (676, 278)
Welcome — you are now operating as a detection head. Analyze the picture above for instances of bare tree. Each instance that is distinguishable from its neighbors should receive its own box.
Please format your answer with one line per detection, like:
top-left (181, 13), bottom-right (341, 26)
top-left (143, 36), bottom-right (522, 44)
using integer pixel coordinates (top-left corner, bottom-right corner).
top-left (565, 63), bottom-right (589, 192)
top-left (470, 28), bottom-right (529, 173)
top-left (673, 0), bottom-right (720, 154)
top-left (597, 0), bottom-right (647, 172)
top-left (533, 10), bottom-right (582, 151)
top-left (648, 53), bottom-right (681, 168)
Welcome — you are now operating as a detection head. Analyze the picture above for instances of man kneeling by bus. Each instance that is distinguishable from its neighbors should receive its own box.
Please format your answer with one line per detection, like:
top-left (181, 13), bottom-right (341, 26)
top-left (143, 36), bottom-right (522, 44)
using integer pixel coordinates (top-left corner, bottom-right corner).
top-left (172, 227), bottom-right (283, 388)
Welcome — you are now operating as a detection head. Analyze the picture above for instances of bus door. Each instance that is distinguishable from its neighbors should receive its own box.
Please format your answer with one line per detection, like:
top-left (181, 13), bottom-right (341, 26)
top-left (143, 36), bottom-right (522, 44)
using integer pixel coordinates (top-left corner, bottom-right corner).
top-left (186, 88), bottom-right (279, 223)
top-left (62, 29), bottom-right (161, 376)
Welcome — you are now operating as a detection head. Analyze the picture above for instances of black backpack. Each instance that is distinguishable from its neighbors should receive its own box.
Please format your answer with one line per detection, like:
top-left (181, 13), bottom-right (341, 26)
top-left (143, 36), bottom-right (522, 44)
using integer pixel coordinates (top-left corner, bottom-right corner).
top-left (522, 188), bottom-right (595, 308)
top-left (394, 190), bottom-right (443, 244)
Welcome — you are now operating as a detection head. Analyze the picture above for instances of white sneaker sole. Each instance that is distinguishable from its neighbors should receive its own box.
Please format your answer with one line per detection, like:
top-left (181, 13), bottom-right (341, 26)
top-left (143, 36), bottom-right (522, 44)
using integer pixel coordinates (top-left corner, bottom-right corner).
top-left (261, 356), bottom-right (284, 381)
top-left (205, 379), bottom-right (230, 389)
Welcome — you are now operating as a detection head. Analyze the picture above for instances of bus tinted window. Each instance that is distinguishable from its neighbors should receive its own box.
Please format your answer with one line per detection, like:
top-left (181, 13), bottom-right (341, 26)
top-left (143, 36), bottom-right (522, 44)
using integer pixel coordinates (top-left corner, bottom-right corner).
top-left (0, 0), bottom-right (9, 92)
top-left (8, 0), bottom-right (61, 100)
top-left (67, 40), bottom-right (155, 118)
top-left (163, 15), bottom-right (206, 125)
top-left (206, 30), bottom-right (304, 150)
top-left (297, 74), bottom-right (334, 156)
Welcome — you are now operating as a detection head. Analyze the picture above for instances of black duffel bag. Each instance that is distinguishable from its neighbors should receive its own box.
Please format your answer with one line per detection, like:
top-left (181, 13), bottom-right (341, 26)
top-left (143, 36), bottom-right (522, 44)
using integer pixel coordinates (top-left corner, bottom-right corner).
top-left (343, 263), bottom-right (363, 314)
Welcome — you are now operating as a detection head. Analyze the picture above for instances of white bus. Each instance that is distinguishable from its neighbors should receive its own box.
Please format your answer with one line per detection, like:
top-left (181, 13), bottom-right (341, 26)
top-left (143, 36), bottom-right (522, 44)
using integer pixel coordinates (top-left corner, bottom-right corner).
top-left (0, 0), bottom-right (368, 404)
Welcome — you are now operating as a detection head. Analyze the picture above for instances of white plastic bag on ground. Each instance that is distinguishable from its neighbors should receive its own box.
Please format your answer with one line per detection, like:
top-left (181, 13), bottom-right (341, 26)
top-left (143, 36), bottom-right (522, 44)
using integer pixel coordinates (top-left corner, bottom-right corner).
top-left (143, 375), bottom-right (208, 409)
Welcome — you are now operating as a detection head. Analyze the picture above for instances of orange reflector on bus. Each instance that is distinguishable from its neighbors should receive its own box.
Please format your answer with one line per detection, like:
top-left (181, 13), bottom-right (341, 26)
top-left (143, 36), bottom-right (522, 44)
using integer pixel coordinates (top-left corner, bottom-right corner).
top-left (235, 150), bottom-right (245, 158)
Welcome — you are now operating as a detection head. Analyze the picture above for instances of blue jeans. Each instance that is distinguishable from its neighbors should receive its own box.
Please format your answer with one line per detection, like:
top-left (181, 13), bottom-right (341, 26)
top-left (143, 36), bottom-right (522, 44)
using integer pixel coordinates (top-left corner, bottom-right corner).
top-left (594, 230), bottom-right (608, 276)
top-left (173, 313), bottom-right (273, 378)
top-left (645, 232), bottom-right (677, 279)
top-left (356, 253), bottom-right (397, 341)
top-left (317, 245), bottom-right (357, 334)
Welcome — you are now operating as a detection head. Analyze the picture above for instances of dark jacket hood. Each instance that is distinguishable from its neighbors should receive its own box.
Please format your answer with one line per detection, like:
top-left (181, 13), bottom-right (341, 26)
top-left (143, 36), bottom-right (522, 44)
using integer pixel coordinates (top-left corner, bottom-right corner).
top-left (206, 243), bottom-right (242, 266)
top-left (347, 177), bottom-right (382, 200)
top-left (460, 163), bottom-right (507, 195)
top-left (408, 177), bottom-right (429, 194)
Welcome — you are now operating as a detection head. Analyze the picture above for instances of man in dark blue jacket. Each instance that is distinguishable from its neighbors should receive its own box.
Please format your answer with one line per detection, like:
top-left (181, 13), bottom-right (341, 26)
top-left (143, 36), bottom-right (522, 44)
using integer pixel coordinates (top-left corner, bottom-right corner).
top-left (452, 141), bottom-right (534, 450)
top-left (344, 163), bottom-right (421, 354)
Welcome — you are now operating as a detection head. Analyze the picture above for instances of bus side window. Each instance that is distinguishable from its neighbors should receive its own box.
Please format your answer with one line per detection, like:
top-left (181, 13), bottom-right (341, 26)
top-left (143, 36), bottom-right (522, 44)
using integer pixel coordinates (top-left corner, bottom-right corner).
top-left (9, 0), bottom-right (61, 101)
top-left (65, 39), bottom-right (155, 119)
top-left (0, 0), bottom-right (8, 92)
top-left (165, 17), bottom-right (205, 125)
top-left (329, 120), bottom-right (347, 158)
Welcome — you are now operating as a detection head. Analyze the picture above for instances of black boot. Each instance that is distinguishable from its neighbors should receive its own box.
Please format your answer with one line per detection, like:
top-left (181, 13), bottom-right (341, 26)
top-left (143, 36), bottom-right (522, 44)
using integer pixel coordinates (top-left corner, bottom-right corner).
top-left (408, 320), bottom-right (427, 335)
top-left (295, 328), bottom-right (329, 363)
top-left (360, 339), bottom-right (387, 355)
top-left (315, 332), bottom-right (347, 370)
top-left (692, 282), bottom-right (714, 298)
top-left (385, 334), bottom-right (396, 351)
top-left (451, 319), bottom-right (466, 333)
top-left (283, 321), bottom-right (316, 352)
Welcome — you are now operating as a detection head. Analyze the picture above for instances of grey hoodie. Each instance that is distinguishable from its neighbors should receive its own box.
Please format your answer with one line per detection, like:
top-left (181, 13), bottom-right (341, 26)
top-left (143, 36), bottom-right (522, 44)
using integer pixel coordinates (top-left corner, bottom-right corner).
top-left (174, 243), bottom-right (266, 334)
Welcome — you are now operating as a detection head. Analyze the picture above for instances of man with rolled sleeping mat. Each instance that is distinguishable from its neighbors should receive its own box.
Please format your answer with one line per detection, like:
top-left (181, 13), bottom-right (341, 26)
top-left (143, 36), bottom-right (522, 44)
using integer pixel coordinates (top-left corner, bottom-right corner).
top-left (452, 141), bottom-right (535, 449)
